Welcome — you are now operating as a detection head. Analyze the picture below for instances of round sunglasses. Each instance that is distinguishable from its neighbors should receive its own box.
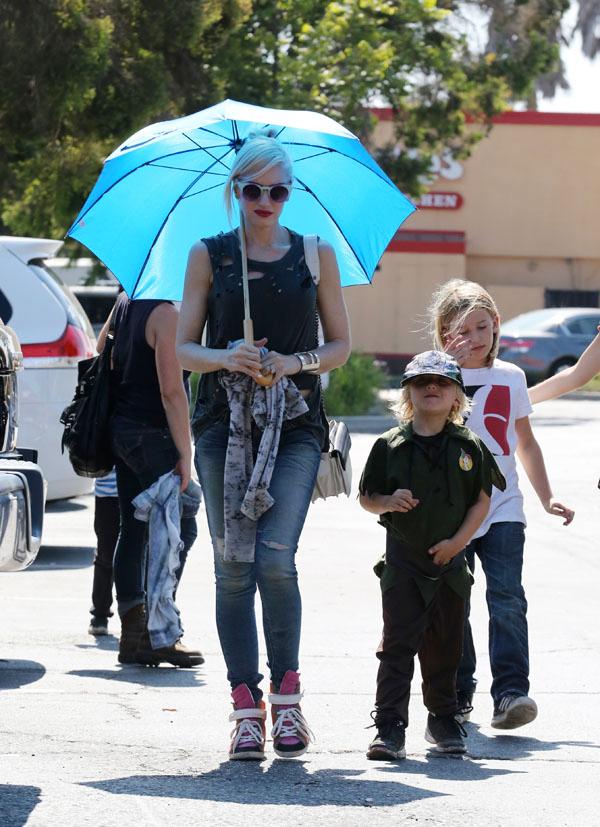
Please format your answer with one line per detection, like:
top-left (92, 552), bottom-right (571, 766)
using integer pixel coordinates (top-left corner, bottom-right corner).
top-left (237, 180), bottom-right (292, 204)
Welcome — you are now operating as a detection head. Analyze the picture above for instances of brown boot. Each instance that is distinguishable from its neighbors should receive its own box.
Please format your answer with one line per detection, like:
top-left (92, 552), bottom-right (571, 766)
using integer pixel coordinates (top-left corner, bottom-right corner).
top-left (135, 632), bottom-right (204, 668)
top-left (118, 604), bottom-right (147, 664)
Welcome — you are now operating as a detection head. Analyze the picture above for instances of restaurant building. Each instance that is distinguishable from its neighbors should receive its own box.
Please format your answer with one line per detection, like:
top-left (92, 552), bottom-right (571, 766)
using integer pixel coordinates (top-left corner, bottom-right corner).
top-left (343, 111), bottom-right (600, 366)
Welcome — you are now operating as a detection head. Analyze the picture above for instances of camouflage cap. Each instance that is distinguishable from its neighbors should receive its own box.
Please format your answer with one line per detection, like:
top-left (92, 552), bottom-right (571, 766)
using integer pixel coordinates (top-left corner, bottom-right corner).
top-left (401, 350), bottom-right (465, 391)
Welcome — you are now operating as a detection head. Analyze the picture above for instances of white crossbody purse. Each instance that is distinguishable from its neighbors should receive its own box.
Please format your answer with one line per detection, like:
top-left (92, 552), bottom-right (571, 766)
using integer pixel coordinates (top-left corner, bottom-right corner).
top-left (303, 235), bottom-right (352, 502)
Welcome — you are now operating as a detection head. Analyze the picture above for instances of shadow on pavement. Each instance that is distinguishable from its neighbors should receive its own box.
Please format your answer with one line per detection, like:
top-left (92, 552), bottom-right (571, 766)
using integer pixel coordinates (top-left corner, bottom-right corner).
top-left (464, 723), bottom-right (599, 760)
top-left (0, 660), bottom-right (46, 690)
top-left (83, 761), bottom-right (447, 807)
top-left (30, 545), bottom-right (95, 570)
top-left (377, 755), bottom-right (519, 782)
top-left (0, 784), bottom-right (41, 827)
top-left (45, 498), bottom-right (90, 513)
top-left (68, 667), bottom-right (206, 688)
top-left (76, 635), bottom-right (119, 651)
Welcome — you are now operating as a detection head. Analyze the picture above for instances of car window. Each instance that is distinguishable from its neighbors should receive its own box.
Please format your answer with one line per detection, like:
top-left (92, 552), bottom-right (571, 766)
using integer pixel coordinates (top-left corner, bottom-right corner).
top-left (564, 316), bottom-right (600, 336)
top-left (29, 262), bottom-right (95, 340)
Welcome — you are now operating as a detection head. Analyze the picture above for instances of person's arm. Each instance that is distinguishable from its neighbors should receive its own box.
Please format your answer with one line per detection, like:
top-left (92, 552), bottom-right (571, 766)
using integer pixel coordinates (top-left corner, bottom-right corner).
top-left (515, 415), bottom-right (574, 525)
top-left (260, 240), bottom-right (351, 382)
top-left (147, 303), bottom-right (192, 491)
top-left (427, 490), bottom-right (490, 566)
top-left (529, 333), bottom-right (600, 404)
top-left (96, 311), bottom-right (115, 354)
top-left (176, 241), bottom-right (266, 379)
top-left (359, 489), bottom-right (419, 515)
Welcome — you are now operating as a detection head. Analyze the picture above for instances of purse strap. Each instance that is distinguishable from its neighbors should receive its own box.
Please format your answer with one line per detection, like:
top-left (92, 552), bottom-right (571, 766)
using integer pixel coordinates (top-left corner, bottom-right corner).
top-left (303, 235), bottom-right (320, 285)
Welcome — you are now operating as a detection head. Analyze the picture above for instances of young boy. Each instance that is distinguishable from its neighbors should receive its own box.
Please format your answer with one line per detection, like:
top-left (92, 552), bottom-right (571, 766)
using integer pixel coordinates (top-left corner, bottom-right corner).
top-left (431, 279), bottom-right (574, 729)
top-left (360, 351), bottom-right (505, 760)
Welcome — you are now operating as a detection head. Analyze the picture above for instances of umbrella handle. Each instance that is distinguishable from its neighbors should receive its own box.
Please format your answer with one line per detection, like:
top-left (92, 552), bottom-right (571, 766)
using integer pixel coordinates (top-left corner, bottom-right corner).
top-left (239, 215), bottom-right (274, 387)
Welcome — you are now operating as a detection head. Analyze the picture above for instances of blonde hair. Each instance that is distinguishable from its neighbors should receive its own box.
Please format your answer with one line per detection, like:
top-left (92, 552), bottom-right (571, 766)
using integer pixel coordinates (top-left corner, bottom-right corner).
top-left (429, 279), bottom-right (500, 366)
top-left (224, 128), bottom-right (293, 223)
top-left (392, 383), bottom-right (471, 425)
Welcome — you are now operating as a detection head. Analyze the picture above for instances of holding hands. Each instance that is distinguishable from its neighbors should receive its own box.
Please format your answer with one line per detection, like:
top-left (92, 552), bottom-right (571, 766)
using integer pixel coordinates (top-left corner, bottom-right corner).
top-left (222, 338), bottom-right (268, 380)
top-left (222, 338), bottom-right (300, 386)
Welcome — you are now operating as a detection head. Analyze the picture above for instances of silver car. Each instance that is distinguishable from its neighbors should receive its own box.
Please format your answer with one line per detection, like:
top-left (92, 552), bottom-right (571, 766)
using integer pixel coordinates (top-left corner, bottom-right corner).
top-left (0, 322), bottom-right (45, 571)
top-left (499, 307), bottom-right (600, 384)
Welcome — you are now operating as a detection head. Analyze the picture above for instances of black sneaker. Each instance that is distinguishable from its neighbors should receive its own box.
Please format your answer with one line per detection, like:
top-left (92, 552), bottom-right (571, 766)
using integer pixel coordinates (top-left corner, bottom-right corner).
top-left (455, 690), bottom-right (474, 724)
top-left (425, 713), bottom-right (467, 754)
top-left (88, 616), bottom-right (109, 636)
top-left (366, 718), bottom-right (406, 761)
top-left (491, 694), bottom-right (537, 729)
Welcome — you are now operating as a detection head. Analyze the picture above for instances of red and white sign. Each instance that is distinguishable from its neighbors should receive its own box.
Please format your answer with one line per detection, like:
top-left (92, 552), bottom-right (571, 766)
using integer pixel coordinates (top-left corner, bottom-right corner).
top-left (417, 191), bottom-right (463, 210)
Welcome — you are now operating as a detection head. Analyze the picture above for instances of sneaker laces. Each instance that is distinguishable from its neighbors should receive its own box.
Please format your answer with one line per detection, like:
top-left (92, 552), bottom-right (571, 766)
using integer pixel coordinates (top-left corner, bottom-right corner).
top-left (271, 706), bottom-right (315, 744)
top-left (367, 710), bottom-right (404, 738)
top-left (230, 717), bottom-right (264, 751)
top-left (433, 714), bottom-right (467, 739)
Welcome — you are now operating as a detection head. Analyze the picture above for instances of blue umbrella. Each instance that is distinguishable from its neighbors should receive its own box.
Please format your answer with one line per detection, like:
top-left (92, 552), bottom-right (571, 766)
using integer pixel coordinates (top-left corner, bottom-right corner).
top-left (67, 99), bottom-right (415, 300)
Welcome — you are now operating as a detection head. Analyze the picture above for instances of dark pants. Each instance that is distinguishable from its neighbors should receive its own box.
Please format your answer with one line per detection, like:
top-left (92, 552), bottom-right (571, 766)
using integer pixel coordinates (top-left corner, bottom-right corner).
top-left (111, 415), bottom-right (197, 616)
top-left (90, 495), bottom-right (120, 619)
top-left (375, 576), bottom-right (465, 727)
top-left (457, 521), bottom-right (529, 702)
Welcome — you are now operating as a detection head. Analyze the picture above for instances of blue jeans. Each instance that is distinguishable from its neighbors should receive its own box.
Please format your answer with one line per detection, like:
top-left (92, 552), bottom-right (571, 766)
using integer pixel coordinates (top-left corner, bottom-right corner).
top-left (457, 521), bottom-right (529, 702)
top-left (195, 420), bottom-right (321, 701)
top-left (111, 415), bottom-right (197, 615)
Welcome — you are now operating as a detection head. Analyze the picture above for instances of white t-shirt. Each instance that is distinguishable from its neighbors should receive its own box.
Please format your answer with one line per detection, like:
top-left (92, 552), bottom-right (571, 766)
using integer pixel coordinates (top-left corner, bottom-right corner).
top-left (461, 358), bottom-right (533, 538)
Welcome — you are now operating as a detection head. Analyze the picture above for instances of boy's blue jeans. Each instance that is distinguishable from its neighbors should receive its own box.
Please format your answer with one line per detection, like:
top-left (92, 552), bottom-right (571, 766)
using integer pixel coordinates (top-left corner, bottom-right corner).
top-left (195, 420), bottom-right (321, 702)
top-left (457, 521), bottom-right (530, 703)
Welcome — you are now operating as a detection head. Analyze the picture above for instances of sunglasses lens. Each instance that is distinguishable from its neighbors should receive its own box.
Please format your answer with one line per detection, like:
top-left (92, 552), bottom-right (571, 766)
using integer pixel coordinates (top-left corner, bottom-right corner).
top-left (241, 184), bottom-right (261, 201)
top-left (270, 185), bottom-right (290, 203)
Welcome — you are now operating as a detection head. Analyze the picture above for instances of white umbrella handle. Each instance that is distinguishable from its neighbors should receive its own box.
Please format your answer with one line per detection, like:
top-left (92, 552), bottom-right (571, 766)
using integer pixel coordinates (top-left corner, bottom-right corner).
top-left (239, 213), bottom-right (254, 344)
top-left (238, 213), bottom-right (273, 386)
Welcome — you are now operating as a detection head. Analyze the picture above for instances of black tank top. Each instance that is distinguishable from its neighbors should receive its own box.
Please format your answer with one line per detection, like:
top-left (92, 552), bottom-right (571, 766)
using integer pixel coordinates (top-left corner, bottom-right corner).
top-left (191, 228), bottom-right (327, 446)
top-left (112, 295), bottom-right (172, 428)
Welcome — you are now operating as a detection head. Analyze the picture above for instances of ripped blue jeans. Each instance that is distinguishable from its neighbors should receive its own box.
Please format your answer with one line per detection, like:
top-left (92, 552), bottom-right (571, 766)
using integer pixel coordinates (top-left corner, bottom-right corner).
top-left (195, 420), bottom-right (321, 701)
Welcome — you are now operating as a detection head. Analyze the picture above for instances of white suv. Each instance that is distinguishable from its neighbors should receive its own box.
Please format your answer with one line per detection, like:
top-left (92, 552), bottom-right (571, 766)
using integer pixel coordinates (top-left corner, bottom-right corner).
top-left (0, 236), bottom-right (95, 500)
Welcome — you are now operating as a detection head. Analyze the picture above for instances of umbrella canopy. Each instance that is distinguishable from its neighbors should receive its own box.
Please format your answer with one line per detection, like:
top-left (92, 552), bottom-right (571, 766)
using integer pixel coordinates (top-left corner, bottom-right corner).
top-left (67, 99), bottom-right (415, 300)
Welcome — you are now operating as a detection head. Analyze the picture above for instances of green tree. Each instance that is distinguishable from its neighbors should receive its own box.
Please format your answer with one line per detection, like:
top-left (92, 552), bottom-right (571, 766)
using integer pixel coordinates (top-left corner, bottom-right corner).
top-left (0, 0), bottom-right (575, 238)
top-left (0, 0), bottom-right (250, 237)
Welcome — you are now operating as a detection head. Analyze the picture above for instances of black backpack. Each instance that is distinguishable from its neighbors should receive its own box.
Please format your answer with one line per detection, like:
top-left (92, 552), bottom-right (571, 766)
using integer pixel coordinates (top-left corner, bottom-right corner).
top-left (60, 309), bottom-right (117, 478)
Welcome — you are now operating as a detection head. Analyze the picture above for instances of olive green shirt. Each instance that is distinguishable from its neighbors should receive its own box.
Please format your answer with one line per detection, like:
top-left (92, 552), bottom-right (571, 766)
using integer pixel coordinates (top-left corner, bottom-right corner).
top-left (360, 421), bottom-right (506, 603)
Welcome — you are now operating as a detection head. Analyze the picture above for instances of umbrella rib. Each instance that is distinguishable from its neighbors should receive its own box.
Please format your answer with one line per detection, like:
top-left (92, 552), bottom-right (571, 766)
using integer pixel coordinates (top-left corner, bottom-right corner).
top-left (129, 146), bottom-right (236, 297)
top-left (294, 175), bottom-right (370, 283)
top-left (282, 141), bottom-right (400, 193)
top-left (182, 181), bottom-right (224, 199)
top-left (149, 162), bottom-right (228, 176)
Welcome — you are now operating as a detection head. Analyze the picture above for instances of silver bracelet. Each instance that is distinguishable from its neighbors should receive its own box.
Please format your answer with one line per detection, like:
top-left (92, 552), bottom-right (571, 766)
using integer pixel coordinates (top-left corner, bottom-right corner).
top-left (295, 351), bottom-right (321, 373)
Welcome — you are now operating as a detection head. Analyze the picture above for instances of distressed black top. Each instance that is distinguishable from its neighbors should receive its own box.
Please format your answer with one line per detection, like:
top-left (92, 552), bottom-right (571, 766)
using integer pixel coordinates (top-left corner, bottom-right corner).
top-left (191, 228), bottom-right (327, 446)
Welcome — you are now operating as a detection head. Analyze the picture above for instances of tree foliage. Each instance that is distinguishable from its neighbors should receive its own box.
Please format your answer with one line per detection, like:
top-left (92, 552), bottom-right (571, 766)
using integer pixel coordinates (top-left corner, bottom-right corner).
top-left (0, 0), bottom-right (579, 239)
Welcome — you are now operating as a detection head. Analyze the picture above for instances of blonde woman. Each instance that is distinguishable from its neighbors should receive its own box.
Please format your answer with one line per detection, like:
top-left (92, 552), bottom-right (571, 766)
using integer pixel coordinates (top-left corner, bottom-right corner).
top-left (176, 130), bottom-right (350, 760)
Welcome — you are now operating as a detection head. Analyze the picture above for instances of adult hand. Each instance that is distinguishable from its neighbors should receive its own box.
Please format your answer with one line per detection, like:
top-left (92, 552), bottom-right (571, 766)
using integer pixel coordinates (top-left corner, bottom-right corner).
top-left (260, 351), bottom-right (300, 384)
top-left (443, 333), bottom-right (471, 367)
top-left (384, 488), bottom-right (419, 513)
top-left (544, 498), bottom-right (574, 526)
top-left (428, 538), bottom-right (463, 566)
top-left (222, 338), bottom-right (268, 379)
top-left (174, 456), bottom-right (192, 492)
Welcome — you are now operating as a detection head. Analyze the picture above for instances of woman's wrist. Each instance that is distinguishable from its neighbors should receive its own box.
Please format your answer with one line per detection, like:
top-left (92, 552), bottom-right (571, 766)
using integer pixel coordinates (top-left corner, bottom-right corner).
top-left (293, 350), bottom-right (321, 373)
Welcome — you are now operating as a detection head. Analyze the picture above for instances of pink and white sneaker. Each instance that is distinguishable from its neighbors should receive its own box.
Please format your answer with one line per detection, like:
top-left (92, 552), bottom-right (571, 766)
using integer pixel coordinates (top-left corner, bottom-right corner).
top-left (269, 670), bottom-right (314, 758)
top-left (229, 684), bottom-right (266, 761)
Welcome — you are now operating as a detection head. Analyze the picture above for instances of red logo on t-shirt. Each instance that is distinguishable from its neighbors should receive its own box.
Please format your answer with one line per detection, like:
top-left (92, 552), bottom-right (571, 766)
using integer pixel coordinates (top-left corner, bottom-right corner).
top-left (465, 384), bottom-right (511, 456)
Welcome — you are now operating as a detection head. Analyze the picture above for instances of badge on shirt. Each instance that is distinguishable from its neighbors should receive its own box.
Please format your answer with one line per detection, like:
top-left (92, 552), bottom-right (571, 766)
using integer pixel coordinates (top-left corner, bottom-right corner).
top-left (459, 449), bottom-right (473, 472)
